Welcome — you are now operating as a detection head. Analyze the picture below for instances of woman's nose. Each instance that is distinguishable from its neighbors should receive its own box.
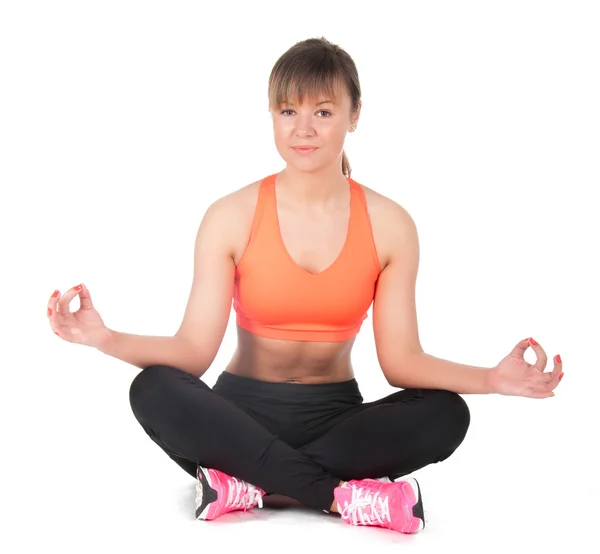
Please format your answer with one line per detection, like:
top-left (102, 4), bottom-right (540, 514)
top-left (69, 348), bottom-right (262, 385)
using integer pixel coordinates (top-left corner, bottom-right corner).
top-left (294, 115), bottom-right (316, 135)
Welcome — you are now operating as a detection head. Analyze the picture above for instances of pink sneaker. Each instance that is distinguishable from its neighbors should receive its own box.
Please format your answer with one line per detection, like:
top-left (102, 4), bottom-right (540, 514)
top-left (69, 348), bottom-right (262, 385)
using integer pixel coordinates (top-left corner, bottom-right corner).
top-left (334, 477), bottom-right (425, 534)
top-left (195, 466), bottom-right (266, 520)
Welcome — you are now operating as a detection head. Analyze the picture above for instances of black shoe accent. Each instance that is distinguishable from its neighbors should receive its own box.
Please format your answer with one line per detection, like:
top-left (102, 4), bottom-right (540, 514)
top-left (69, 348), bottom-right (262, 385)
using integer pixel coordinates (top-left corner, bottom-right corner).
top-left (411, 479), bottom-right (425, 530)
top-left (195, 467), bottom-right (218, 519)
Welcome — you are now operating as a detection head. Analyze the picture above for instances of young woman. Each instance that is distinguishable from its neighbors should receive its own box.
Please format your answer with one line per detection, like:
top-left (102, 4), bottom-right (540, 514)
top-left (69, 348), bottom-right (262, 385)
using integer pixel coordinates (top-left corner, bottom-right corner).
top-left (47, 37), bottom-right (563, 535)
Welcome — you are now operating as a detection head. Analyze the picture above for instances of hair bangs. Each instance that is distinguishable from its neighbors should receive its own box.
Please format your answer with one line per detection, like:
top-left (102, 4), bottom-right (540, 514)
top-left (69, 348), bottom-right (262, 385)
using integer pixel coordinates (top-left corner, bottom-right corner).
top-left (269, 59), bottom-right (346, 110)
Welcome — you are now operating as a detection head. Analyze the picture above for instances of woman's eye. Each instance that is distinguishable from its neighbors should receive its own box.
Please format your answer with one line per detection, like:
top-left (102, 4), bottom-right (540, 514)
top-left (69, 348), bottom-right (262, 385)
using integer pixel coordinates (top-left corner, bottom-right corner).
top-left (280, 109), bottom-right (332, 117)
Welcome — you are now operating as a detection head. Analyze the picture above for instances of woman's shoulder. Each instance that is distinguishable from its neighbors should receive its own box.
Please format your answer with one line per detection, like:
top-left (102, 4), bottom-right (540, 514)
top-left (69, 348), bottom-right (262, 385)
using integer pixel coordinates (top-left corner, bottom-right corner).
top-left (360, 182), bottom-right (414, 224)
top-left (206, 176), bottom-right (263, 218)
top-left (200, 178), bottom-right (264, 260)
top-left (359, 182), bottom-right (417, 270)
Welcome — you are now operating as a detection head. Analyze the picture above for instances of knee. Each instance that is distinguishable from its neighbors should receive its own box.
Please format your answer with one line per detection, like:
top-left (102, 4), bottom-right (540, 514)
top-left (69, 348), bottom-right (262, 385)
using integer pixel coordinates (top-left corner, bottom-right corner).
top-left (129, 364), bottom-right (177, 414)
top-left (427, 389), bottom-right (471, 446)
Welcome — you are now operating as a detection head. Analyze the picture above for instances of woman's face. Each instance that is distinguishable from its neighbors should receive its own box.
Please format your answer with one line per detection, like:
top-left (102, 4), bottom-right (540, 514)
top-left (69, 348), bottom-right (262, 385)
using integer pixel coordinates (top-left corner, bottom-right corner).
top-left (270, 90), bottom-right (359, 170)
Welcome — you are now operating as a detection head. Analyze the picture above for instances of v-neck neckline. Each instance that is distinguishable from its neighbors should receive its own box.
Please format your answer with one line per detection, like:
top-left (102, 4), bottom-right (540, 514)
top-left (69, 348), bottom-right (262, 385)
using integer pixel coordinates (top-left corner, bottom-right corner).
top-left (272, 174), bottom-right (353, 277)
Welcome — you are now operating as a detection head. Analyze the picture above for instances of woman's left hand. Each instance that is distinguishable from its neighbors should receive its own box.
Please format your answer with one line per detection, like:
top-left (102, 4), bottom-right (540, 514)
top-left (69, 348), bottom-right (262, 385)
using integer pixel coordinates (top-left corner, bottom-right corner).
top-left (488, 338), bottom-right (563, 398)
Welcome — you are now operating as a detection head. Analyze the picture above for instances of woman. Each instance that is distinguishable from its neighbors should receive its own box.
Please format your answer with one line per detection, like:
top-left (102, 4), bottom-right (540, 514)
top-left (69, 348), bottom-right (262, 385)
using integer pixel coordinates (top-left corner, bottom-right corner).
top-left (46, 37), bottom-right (563, 535)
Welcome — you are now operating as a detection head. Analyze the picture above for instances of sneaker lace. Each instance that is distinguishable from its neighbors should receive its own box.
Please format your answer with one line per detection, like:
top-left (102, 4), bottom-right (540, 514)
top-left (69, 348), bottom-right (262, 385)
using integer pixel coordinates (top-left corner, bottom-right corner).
top-left (339, 482), bottom-right (391, 526)
top-left (226, 477), bottom-right (264, 512)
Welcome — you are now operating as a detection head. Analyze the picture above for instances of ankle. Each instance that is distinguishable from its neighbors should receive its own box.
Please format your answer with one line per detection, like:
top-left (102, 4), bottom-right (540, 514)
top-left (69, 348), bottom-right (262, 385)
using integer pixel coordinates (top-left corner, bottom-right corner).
top-left (329, 480), bottom-right (346, 513)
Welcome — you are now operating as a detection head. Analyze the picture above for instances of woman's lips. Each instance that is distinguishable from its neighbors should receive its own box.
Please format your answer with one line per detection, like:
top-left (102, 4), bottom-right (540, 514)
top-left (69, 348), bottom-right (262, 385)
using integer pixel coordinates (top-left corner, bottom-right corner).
top-left (292, 147), bottom-right (318, 155)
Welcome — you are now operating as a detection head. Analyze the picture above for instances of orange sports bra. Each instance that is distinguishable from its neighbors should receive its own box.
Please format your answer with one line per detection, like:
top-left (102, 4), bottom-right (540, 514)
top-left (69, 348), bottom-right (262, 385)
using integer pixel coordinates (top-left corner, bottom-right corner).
top-left (233, 172), bottom-right (382, 342)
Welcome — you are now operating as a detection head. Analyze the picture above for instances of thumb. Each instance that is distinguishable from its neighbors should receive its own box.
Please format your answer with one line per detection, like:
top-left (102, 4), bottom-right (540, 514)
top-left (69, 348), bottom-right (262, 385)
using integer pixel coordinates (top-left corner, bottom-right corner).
top-left (77, 284), bottom-right (95, 310)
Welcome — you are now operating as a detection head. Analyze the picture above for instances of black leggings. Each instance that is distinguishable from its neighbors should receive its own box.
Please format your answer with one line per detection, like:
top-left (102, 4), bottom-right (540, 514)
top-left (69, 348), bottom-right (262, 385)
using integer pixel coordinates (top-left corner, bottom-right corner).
top-left (129, 364), bottom-right (471, 513)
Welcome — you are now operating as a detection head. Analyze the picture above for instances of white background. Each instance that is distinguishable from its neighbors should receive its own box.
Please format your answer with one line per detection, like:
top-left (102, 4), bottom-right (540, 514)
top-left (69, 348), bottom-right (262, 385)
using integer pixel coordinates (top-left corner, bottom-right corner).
top-left (2, 1), bottom-right (598, 552)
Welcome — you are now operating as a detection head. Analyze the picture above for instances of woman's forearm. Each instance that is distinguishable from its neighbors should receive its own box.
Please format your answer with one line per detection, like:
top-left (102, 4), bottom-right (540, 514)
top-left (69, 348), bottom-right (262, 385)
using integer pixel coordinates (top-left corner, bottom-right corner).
top-left (96, 330), bottom-right (208, 377)
top-left (387, 352), bottom-right (495, 394)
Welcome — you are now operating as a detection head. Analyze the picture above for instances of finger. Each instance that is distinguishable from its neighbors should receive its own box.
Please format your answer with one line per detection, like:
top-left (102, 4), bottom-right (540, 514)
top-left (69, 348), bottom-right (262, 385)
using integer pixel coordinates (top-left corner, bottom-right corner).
top-left (550, 354), bottom-right (563, 387)
top-left (77, 283), bottom-right (95, 310)
top-left (509, 338), bottom-right (532, 360)
top-left (57, 285), bottom-right (83, 316)
top-left (51, 318), bottom-right (68, 339)
top-left (47, 289), bottom-right (61, 318)
top-left (527, 338), bottom-right (547, 372)
top-left (48, 299), bottom-right (66, 337)
top-left (535, 371), bottom-right (554, 384)
top-left (531, 367), bottom-right (562, 395)
top-left (48, 289), bottom-right (65, 335)
top-left (525, 369), bottom-right (551, 388)
top-left (531, 391), bottom-right (555, 399)
top-left (525, 384), bottom-right (555, 398)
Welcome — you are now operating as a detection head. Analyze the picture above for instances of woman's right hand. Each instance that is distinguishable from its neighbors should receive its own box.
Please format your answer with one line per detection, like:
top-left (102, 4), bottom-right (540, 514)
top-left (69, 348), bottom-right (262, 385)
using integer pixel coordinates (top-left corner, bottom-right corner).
top-left (47, 284), bottom-right (112, 348)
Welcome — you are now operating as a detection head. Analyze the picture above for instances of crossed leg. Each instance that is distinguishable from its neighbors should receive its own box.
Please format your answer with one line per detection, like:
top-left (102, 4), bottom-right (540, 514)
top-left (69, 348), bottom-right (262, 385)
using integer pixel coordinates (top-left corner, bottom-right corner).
top-left (298, 387), bottom-right (471, 482)
top-left (129, 365), bottom-right (470, 513)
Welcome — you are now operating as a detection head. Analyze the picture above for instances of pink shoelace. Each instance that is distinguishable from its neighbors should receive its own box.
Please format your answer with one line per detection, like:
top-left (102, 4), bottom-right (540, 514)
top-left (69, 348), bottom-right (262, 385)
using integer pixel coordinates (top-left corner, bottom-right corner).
top-left (223, 475), bottom-right (264, 512)
top-left (338, 482), bottom-right (392, 526)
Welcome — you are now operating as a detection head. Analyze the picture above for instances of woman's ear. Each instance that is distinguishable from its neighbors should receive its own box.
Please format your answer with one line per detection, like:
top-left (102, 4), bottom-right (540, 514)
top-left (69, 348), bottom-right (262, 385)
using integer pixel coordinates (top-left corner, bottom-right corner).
top-left (353, 100), bottom-right (362, 126)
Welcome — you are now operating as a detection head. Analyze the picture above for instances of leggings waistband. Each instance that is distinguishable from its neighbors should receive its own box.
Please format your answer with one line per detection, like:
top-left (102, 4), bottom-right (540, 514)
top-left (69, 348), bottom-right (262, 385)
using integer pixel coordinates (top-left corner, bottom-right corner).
top-left (214, 370), bottom-right (362, 399)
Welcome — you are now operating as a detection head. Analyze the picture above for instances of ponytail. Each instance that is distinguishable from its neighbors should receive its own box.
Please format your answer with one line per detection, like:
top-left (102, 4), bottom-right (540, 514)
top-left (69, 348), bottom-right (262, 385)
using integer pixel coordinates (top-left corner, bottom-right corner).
top-left (342, 150), bottom-right (352, 178)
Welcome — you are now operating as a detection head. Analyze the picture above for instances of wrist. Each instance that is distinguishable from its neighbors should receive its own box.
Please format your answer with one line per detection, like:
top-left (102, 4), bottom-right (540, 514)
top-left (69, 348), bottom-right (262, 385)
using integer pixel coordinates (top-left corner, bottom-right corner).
top-left (485, 366), bottom-right (499, 394)
top-left (96, 328), bottom-right (116, 352)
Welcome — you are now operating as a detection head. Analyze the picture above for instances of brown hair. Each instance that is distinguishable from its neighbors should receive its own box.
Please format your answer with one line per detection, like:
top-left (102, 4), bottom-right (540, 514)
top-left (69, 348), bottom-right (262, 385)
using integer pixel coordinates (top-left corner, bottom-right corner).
top-left (267, 37), bottom-right (361, 178)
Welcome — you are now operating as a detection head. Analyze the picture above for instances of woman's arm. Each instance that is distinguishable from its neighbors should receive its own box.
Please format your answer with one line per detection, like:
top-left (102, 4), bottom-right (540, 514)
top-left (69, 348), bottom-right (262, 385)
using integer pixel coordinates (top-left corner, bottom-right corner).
top-left (97, 332), bottom-right (208, 377)
top-left (372, 200), bottom-right (493, 394)
top-left (383, 352), bottom-right (493, 393)
top-left (98, 196), bottom-right (238, 378)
